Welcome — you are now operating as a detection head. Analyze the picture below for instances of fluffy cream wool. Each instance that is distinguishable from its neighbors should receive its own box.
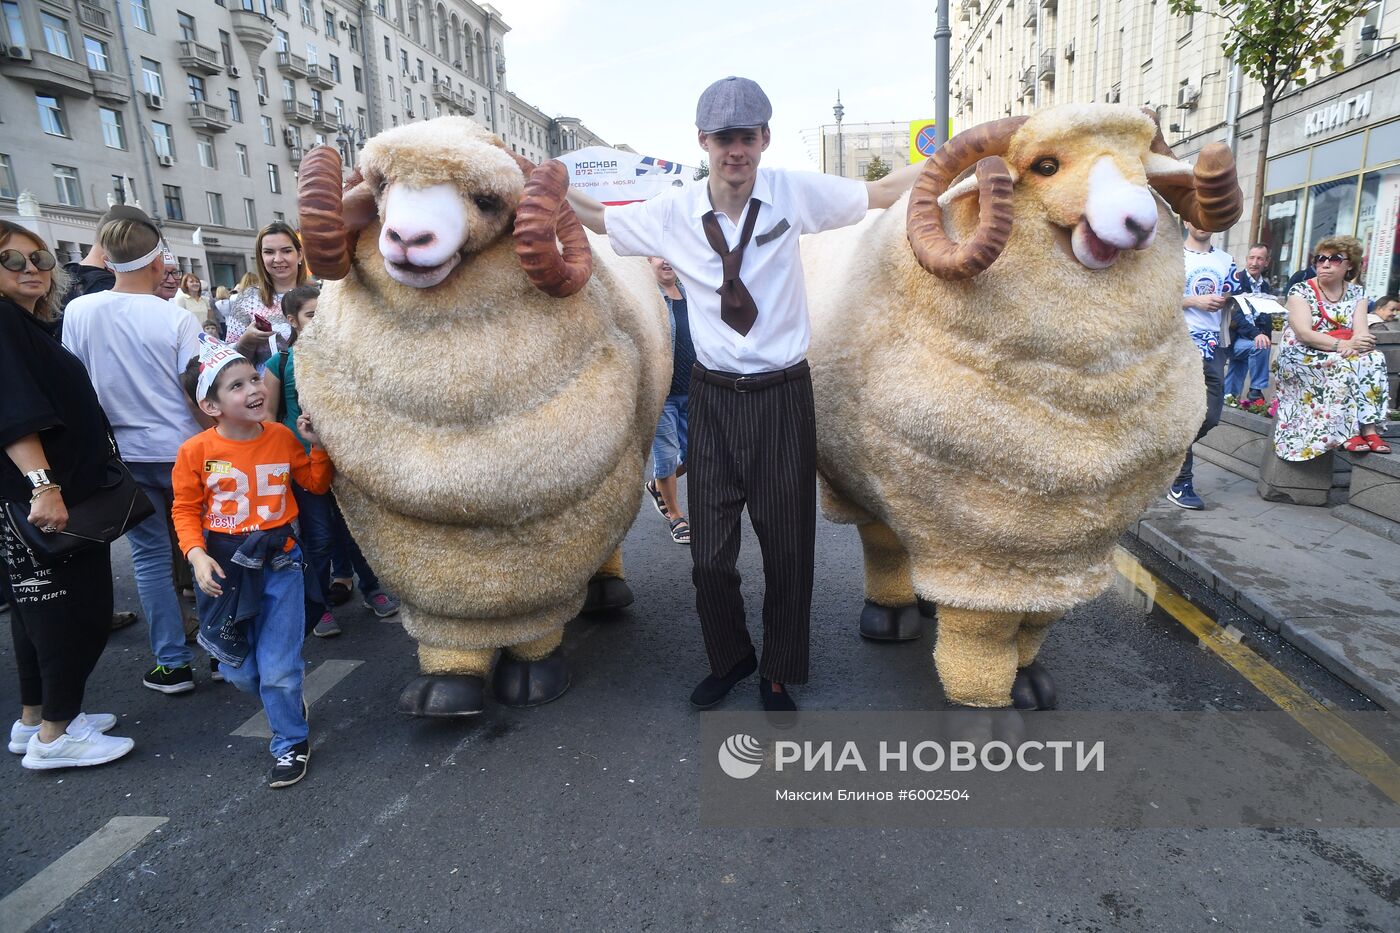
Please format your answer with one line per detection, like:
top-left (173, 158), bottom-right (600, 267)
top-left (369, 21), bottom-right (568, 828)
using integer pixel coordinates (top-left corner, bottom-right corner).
top-left (296, 118), bottom-right (668, 655)
top-left (805, 104), bottom-right (1207, 704)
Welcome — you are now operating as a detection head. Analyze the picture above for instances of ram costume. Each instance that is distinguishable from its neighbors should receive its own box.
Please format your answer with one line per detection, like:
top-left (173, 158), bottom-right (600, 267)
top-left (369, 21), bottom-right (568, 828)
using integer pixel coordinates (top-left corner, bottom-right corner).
top-left (294, 117), bottom-right (668, 717)
top-left (804, 105), bottom-right (1243, 709)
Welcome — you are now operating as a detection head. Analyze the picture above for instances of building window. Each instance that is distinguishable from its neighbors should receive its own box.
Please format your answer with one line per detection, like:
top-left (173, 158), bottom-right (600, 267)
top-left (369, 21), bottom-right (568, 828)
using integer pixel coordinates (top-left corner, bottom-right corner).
top-left (220, 30), bottom-right (234, 66)
top-left (84, 36), bottom-right (109, 71)
top-left (164, 185), bottom-right (185, 221)
top-left (2, 3), bottom-right (26, 51)
top-left (267, 163), bottom-right (281, 194)
top-left (260, 114), bottom-right (274, 145)
top-left (207, 191), bottom-right (225, 226)
top-left (310, 89), bottom-right (323, 115)
top-left (177, 10), bottom-right (197, 41)
top-left (255, 67), bottom-right (268, 98)
top-left (197, 134), bottom-right (216, 168)
top-left (324, 10), bottom-right (336, 39)
top-left (188, 74), bottom-right (207, 102)
top-left (329, 54), bottom-right (341, 82)
top-left (300, 0), bottom-right (314, 27)
top-left (100, 108), bottom-right (126, 149)
top-left (271, 0), bottom-right (286, 12)
top-left (228, 88), bottom-right (242, 122)
top-left (416, 59), bottom-right (424, 81)
top-left (306, 42), bottom-right (317, 65)
top-left (130, 0), bottom-right (152, 33)
top-left (384, 36), bottom-right (391, 61)
top-left (348, 25), bottom-right (359, 51)
top-left (152, 122), bottom-right (174, 158)
top-left (0, 154), bottom-right (15, 199)
top-left (387, 76), bottom-right (394, 99)
top-left (400, 50), bottom-right (408, 74)
top-left (235, 143), bottom-right (249, 175)
top-left (243, 197), bottom-right (257, 229)
top-left (36, 95), bottom-right (67, 137)
top-left (54, 165), bottom-right (82, 206)
top-left (334, 97), bottom-right (345, 123)
top-left (353, 65), bottom-right (363, 92)
top-left (282, 77), bottom-right (295, 101)
top-left (419, 94), bottom-right (427, 119)
top-left (275, 29), bottom-right (289, 53)
top-left (273, 210), bottom-right (285, 223)
top-left (41, 13), bottom-right (73, 59)
top-left (357, 107), bottom-right (367, 134)
top-left (141, 58), bottom-right (164, 97)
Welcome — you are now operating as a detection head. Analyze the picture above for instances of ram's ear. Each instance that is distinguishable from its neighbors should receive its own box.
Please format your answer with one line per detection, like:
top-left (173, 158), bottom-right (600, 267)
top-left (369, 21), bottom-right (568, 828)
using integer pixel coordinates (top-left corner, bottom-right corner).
top-left (342, 182), bottom-right (377, 230)
top-left (1144, 152), bottom-right (1193, 183)
top-left (937, 165), bottom-right (1019, 209)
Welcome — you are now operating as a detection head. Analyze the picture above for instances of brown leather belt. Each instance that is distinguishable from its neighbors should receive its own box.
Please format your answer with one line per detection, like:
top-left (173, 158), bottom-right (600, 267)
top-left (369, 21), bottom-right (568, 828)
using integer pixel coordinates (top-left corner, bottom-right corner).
top-left (692, 360), bottom-right (809, 394)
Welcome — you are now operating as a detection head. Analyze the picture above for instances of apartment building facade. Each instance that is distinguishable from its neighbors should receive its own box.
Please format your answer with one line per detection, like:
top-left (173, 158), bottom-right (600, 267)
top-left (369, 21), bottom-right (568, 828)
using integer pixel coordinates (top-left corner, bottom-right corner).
top-left (0, 0), bottom-right (608, 287)
top-left (814, 121), bottom-right (914, 180)
top-left (949, 0), bottom-right (1400, 295)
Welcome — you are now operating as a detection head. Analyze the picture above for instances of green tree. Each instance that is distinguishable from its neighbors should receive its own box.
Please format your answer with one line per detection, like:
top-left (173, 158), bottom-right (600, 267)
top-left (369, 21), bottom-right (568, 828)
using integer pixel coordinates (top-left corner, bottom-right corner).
top-left (693, 160), bottom-right (709, 181)
top-left (864, 155), bottom-right (892, 182)
top-left (1167, 0), bottom-right (1370, 242)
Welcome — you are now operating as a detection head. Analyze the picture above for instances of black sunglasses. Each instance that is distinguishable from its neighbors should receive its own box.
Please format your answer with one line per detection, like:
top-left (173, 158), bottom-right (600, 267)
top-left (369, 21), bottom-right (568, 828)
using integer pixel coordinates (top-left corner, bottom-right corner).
top-left (1314, 253), bottom-right (1349, 266)
top-left (0, 248), bottom-right (56, 272)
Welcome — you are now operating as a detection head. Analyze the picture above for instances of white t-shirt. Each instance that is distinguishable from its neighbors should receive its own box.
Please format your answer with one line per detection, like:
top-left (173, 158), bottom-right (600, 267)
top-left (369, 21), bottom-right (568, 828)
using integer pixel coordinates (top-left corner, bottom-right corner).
top-left (61, 290), bottom-right (202, 462)
top-left (1182, 245), bottom-right (1239, 334)
top-left (606, 167), bottom-right (869, 373)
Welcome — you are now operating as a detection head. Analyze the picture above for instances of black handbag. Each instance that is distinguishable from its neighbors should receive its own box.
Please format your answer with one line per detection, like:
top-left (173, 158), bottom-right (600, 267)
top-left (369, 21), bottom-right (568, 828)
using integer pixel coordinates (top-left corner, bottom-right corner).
top-left (3, 458), bottom-right (155, 563)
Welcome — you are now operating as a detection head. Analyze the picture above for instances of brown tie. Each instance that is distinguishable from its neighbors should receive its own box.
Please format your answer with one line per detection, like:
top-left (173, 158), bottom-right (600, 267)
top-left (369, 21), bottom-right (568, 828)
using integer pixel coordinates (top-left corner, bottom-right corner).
top-left (701, 199), bottom-right (762, 336)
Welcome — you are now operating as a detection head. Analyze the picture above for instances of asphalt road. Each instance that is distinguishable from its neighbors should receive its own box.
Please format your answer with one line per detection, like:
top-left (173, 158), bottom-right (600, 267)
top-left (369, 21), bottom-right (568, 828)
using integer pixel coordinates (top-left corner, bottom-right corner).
top-left (2, 489), bottom-right (1397, 932)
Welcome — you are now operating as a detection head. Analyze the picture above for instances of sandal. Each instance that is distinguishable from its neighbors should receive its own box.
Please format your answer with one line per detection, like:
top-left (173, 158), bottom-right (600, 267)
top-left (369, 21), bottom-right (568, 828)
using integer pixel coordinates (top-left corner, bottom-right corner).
top-left (1363, 433), bottom-right (1392, 454)
top-left (1343, 435), bottom-right (1371, 453)
top-left (668, 517), bottom-right (691, 545)
top-left (644, 480), bottom-right (670, 520)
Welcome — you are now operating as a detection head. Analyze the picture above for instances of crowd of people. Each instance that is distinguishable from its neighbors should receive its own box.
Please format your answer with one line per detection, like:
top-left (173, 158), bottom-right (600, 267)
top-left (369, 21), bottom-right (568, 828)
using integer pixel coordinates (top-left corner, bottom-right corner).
top-left (0, 206), bottom-right (398, 788)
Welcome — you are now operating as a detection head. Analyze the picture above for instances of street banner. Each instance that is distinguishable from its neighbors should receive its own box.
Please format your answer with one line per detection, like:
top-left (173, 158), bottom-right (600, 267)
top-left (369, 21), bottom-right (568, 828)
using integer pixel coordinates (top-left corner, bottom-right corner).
top-left (556, 146), bottom-right (699, 205)
top-left (909, 119), bottom-right (948, 164)
top-left (1363, 174), bottom-right (1399, 298)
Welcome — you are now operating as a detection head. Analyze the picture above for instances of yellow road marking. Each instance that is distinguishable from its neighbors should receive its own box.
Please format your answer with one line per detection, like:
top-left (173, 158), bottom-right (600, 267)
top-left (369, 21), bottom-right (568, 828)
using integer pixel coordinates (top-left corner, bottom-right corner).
top-left (1112, 546), bottom-right (1400, 806)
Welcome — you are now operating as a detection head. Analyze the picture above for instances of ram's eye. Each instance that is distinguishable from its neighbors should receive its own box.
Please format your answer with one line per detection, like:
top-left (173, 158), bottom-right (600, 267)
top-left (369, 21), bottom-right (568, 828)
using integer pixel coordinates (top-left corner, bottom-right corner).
top-left (372, 176), bottom-right (387, 193)
top-left (1032, 157), bottom-right (1059, 177)
top-left (473, 195), bottom-right (502, 213)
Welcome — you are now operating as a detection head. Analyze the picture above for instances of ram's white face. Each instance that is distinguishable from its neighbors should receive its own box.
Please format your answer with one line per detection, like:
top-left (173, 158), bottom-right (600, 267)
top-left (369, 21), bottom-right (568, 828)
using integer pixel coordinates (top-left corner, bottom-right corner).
top-left (365, 171), bottom-right (515, 290)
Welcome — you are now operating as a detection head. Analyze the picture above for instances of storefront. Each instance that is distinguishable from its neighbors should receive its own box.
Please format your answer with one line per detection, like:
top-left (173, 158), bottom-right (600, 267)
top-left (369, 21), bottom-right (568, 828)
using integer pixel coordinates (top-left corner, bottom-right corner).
top-left (1260, 70), bottom-right (1400, 299)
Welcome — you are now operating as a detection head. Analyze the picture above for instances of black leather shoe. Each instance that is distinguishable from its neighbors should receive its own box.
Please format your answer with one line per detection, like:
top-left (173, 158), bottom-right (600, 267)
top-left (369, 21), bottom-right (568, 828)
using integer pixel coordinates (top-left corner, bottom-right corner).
top-left (759, 677), bottom-right (797, 712)
top-left (581, 575), bottom-right (635, 613)
top-left (858, 600), bottom-right (923, 641)
top-left (492, 649), bottom-right (572, 707)
top-left (689, 653), bottom-right (757, 709)
top-left (397, 674), bottom-right (486, 717)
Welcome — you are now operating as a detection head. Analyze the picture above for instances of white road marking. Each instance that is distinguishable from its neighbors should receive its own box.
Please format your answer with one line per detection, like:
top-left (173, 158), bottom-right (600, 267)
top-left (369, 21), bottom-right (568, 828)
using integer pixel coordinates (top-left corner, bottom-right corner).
top-left (231, 659), bottom-right (363, 738)
top-left (0, 816), bottom-right (167, 932)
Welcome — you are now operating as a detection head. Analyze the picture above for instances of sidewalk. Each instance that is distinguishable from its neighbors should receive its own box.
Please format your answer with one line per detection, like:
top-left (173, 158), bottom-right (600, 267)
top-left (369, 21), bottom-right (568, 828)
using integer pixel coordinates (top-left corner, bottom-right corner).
top-left (1128, 460), bottom-right (1400, 709)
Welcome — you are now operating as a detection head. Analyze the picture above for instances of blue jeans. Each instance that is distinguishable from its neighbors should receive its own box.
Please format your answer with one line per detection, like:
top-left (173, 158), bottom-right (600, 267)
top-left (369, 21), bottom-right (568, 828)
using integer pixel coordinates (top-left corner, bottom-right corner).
top-left (125, 461), bottom-right (193, 668)
top-left (1224, 336), bottom-right (1270, 399)
top-left (651, 393), bottom-right (689, 479)
top-left (329, 495), bottom-right (379, 593)
top-left (292, 483), bottom-right (334, 606)
top-left (216, 544), bottom-right (309, 756)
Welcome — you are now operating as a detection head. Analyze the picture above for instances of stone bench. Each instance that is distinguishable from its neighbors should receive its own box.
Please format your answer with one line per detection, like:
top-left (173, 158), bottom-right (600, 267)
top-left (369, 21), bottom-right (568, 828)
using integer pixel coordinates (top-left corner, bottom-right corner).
top-left (1336, 446), bottom-right (1400, 545)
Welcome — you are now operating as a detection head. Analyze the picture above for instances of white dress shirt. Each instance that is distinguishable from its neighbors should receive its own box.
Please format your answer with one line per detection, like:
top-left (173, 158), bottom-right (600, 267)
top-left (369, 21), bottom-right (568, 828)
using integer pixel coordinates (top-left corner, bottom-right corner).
top-left (605, 167), bottom-right (868, 374)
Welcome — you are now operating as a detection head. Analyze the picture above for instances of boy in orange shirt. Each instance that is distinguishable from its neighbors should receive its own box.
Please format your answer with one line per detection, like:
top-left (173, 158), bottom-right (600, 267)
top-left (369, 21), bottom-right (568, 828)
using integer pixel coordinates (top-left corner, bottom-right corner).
top-left (172, 337), bottom-right (332, 788)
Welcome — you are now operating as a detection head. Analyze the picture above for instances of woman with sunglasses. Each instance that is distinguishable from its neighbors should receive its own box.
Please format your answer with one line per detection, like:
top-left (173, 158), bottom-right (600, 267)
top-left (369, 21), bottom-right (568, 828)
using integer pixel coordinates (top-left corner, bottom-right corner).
top-left (0, 220), bottom-right (135, 770)
top-left (1274, 235), bottom-right (1390, 460)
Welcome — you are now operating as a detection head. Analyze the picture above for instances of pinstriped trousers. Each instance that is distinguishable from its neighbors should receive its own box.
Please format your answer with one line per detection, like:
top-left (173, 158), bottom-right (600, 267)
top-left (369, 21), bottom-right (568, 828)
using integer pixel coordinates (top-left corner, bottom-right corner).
top-left (688, 362), bottom-right (816, 684)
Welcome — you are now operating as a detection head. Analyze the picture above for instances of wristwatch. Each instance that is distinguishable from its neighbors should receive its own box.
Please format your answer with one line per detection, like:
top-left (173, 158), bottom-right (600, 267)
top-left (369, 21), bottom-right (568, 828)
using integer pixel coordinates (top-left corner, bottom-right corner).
top-left (25, 468), bottom-right (54, 489)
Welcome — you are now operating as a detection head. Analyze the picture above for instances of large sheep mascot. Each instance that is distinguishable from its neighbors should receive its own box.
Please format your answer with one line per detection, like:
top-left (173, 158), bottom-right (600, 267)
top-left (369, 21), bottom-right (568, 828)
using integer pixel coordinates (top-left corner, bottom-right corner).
top-left (805, 104), bottom-right (1242, 710)
top-left (294, 117), bottom-right (668, 717)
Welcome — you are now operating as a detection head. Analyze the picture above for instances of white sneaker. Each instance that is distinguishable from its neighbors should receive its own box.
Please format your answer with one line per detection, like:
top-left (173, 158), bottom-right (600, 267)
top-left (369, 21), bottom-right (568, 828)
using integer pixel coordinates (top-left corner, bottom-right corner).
top-left (9, 712), bottom-right (118, 754)
top-left (20, 714), bottom-right (133, 770)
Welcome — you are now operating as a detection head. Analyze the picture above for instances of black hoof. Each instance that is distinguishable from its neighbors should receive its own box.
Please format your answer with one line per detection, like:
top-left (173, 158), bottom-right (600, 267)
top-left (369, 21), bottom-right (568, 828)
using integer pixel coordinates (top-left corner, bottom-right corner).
top-left (1009, 661), bottom-right (1058, 711)
top-left (916, 597), bottom-right (938, 619)
top-left (859, 600), bottom-right (923, 641)
top-left (581, 575), bottom-right (635, 614)
top-left (943, 706), bottom-right (1027, 747)
top-left (397, 674), bottom-right (486, 718)
top-left (493, 649), bottom-right (572, 708)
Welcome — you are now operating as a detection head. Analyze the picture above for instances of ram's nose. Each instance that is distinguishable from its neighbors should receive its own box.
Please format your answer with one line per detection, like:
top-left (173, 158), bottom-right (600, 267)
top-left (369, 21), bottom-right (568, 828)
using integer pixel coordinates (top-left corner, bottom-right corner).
top-left (1084, 157), bottom-right (1160, 251)
top-left (381, 223), bottom-right (438, 260)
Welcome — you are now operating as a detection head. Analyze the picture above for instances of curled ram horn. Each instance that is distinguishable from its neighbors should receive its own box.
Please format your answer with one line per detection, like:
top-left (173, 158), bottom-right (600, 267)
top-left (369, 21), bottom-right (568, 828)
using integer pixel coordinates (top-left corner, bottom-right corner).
top-left (906, 116), bottom-right (1028, 281)
top-left (512, 158), bottom-right (593, 299)
top-left (297, 145), bottom-right (373, 280)
top-left (1142, 113), bottom-right (1244, 233)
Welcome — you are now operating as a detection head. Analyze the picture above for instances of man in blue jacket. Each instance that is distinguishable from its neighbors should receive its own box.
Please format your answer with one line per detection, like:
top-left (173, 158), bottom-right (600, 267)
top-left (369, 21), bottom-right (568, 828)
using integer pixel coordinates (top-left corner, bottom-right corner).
top-left (1225, 243), bottom-right (1274, 411)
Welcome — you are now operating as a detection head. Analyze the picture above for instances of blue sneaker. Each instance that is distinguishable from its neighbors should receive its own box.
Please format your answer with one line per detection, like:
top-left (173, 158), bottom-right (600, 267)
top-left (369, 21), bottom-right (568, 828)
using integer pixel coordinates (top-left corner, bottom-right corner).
top-left (1167, 481), bottom-right (1204, 510)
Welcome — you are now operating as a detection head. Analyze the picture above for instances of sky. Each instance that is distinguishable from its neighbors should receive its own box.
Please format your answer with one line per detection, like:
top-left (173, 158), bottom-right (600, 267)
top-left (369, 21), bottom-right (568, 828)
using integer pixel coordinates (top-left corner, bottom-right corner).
top-left (485, 0), bottom-right (940, 171)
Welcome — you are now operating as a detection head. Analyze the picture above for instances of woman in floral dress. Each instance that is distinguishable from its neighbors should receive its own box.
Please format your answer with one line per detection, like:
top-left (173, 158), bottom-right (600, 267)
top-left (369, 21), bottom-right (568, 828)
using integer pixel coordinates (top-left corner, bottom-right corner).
top-left (1273, 235), bottom-right (1390, 460)
top-left (226, 221), bottom-right (309, 367)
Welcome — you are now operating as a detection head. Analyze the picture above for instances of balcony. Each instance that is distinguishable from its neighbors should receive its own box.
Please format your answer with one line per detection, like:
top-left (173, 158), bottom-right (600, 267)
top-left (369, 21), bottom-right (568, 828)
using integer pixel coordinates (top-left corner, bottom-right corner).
top-left (1039, 49), bottom-right (1056, 81)
top-left (90, 69), bottom-right (131, 103)
top-left (460, 91), bottom-right (476, 114)
top-left (77, 3), bottom-right (112, 33)
top-left (311, 108), bottom-right (337, 133)
top-left (306, 63), bottom-right (335, 89)
top-left (432, 79), bottom-right (454, 104)
top-left (1019, 66), bottom-right (1035, 94)
top-left (289, 146), bottom-right (304, 166)
top-left (0, 48), bottom-right (93, 97)
top-left (229, 9), bottom-right (275, 62)
top-left (187, 100), bottom-right (231, 132)
top-left (282, 98), bottom-right (313, 123)
top-left (177, 40), bottom-right (222, 76)
top-left (276, 50), bottom-right (307, 79)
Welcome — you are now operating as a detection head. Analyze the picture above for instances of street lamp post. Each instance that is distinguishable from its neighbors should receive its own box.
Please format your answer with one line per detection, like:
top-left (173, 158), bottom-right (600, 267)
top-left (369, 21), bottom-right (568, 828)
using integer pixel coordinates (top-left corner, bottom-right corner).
top-left (833, 92), bottom-right (845, 178)
top-left (336, 124), bottom-right (367, 171)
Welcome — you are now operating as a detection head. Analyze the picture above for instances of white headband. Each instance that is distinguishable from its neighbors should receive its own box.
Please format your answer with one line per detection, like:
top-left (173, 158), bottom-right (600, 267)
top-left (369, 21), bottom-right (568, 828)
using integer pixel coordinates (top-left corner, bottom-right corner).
top-left (106, 243), bottom-right (164, 273)
top-left (195, 337), bottom-right (249, 400)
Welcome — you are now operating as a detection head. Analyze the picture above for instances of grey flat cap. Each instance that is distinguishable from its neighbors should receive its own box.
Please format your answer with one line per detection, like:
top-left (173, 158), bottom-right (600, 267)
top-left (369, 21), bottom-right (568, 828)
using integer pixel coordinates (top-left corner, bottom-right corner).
top-left (695, 76), bottom-right (772, 132)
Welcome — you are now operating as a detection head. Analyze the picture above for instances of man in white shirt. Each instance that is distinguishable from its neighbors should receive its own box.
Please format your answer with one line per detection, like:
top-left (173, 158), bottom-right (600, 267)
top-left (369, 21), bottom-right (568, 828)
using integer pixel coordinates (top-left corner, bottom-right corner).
top-left (62, 217), bottom-right (204, 694)
top-left (567, 76), bottom-right (921, 712)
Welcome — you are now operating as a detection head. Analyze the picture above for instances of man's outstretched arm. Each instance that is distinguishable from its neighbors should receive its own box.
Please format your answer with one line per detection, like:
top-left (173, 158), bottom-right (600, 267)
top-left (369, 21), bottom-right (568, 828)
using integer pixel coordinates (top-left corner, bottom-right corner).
top-left (566, 188), bottom-right (607, 235)
top-left (865, 162), bottom-right (925, 210)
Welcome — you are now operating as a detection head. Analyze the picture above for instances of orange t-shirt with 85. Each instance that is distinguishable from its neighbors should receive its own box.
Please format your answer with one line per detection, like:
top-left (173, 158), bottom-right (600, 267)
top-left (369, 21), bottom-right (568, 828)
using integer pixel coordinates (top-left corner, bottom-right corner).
top-left (171, 421), bottom-right (333, 558)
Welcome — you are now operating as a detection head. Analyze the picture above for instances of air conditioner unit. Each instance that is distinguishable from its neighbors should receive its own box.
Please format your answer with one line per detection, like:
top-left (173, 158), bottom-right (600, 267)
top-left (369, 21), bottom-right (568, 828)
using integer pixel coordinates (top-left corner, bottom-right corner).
top-left (145, 91), bottom-right (163, 109)
top-left (339, 19), bottom-right (350, 30)
top-left (283, 126), bottom-right (296, 145)
top-left (257, 92), bottom-right (268, 105)
top-left (228, 66), bottom-right (241, 78)
top-left (406, 107), bottom-right (415, 118)
top-left (1064, 40), bottom-right (1075, 60)
top-left (5, 44), bottom-right (30, 60)
top-left (158, 155), bottom-right (174, 167)
top-left (1177, 84), bottom-right (1201, 109)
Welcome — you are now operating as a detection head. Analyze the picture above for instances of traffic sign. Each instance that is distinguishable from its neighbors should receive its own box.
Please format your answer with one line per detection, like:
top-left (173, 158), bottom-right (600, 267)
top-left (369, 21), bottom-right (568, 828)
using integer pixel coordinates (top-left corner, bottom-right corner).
top-left (908, 119), bottom-right (949, 163)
